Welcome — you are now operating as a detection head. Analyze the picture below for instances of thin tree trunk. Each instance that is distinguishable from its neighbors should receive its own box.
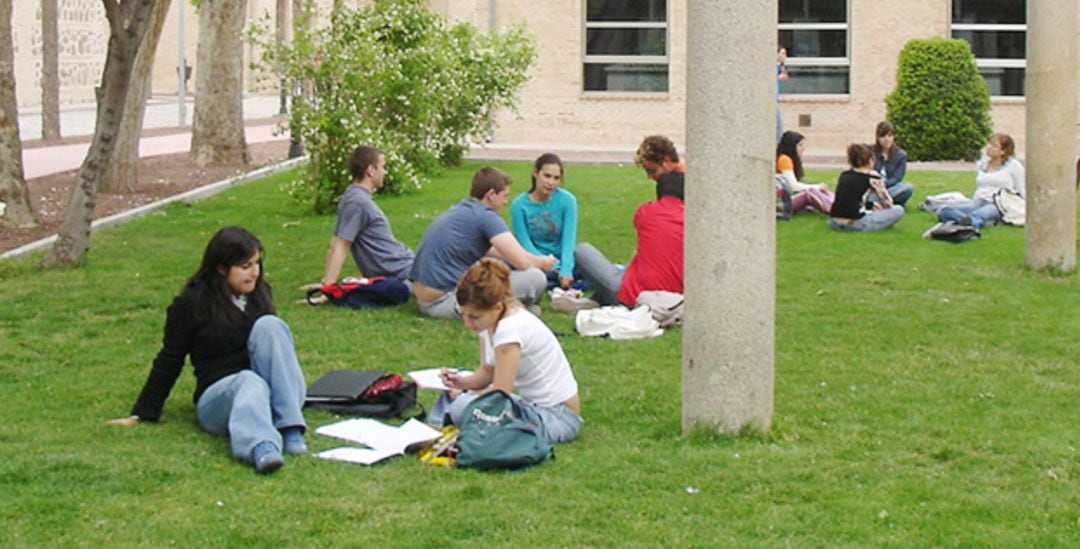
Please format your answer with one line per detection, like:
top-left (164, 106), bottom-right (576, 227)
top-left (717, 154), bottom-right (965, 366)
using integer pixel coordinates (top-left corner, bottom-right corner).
top-left (101, 0), bottom-right (171, 193)
top-left (44, 0), bottom-right (156, 267)
top-left (276, 0), bottom-right (287, 114)
top-left (190, 0), bottom-right (248, 166)
top-left (0, 0), bottom-right (38, 228)
top-left (40, 0), bottom-right (60, 141)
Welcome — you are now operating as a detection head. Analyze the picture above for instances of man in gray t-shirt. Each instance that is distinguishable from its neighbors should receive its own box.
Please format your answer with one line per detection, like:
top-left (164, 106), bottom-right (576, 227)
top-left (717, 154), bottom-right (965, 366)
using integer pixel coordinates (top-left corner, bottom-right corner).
top-left (409, 167), bottom-right (556, 319)
top-left (320, 146), bottom-right (414, 297)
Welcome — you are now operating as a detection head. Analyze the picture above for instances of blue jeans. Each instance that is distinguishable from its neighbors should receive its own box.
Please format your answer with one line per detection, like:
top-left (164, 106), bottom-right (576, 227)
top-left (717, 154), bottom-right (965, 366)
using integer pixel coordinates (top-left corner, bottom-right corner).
top-left (196, 315), bottom-right (307, 463)
top-left (866, 181), bottom-right (914, 207)
top-left (573, 243), bottom-right (623, 306)
top-left (430, 391), bottom-right (583, 444)
top-left (829, 205), bottom-right (905, 232)
top-left (938, 199), bottom-right (1000, 228)
top-left (417, 267), bottom-right (547, 319)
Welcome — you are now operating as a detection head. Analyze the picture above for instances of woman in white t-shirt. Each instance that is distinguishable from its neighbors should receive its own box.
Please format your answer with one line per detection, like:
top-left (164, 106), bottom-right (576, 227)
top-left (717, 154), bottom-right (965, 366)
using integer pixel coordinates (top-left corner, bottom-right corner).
top-left (938, 133), bottom-right (1025, 229)
top-left (433, 258), bottom-right (582, 443)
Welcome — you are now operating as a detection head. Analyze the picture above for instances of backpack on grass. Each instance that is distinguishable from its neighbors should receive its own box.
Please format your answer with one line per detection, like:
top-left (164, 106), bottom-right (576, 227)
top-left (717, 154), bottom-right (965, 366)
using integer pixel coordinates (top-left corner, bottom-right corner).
top-left (307, 277), bottom-right (409, 309)
top-left (455, 391), bottom-right (552, 471)
top-left (923, 221), bottom-right (980, 243)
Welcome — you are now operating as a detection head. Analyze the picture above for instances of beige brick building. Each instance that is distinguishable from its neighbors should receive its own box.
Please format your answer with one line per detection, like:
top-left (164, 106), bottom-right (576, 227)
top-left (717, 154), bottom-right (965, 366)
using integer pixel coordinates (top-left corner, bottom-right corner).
top-left (8, 1), bottom-right (1078, 155)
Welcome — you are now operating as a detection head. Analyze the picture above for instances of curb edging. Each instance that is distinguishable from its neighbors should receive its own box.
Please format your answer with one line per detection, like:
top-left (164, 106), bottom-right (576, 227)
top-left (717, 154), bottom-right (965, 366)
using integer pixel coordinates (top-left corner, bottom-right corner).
top-left (1, 156), bottom-right (309, 261)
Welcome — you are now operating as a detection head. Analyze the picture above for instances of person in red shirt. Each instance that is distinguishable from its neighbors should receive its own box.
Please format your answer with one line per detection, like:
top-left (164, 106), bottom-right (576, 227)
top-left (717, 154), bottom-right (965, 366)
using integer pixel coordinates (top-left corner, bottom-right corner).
top-left (575, 136), bottom-right (684, 306)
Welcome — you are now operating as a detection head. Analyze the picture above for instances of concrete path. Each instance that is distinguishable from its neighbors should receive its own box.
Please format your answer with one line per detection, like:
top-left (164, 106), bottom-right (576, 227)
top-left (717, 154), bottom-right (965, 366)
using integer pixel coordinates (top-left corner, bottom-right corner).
top-left (22, 123), bottom-right (288, 179)
top-left (15, 93), bottom-right (974, 179)
top-left (19, 95), bottom-right (290, 179)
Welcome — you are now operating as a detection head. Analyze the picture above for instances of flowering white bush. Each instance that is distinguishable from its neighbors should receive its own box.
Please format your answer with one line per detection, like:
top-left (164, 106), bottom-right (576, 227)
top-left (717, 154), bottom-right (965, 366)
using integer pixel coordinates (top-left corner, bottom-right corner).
top-left (249, 0), bottom-right (535, 213)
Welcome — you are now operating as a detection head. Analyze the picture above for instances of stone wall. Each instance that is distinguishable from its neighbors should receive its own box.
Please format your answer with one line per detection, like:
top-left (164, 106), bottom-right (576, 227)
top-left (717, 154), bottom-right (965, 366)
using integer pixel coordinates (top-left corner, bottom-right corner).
top-left (13, 0), bottom-right (106, 107)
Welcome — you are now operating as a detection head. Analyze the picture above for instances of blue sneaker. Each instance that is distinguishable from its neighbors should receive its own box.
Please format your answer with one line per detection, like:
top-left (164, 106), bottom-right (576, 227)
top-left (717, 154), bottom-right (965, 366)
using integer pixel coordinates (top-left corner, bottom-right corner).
top-left (252, 441), bottom-right (284, 474)
top-left (282, 427), bottom-right (308, 455)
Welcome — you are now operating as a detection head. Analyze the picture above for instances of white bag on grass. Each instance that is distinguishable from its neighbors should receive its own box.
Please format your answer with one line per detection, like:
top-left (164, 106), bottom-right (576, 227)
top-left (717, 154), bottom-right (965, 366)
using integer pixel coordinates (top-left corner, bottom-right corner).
top-left (575, 305), bottom-right (663, 340)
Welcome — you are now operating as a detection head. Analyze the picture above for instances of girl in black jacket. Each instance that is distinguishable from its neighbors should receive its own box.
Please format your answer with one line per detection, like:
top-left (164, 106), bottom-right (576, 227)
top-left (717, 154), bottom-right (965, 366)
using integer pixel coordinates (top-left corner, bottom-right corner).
top-left (108, 226), bottom-right (307, 474)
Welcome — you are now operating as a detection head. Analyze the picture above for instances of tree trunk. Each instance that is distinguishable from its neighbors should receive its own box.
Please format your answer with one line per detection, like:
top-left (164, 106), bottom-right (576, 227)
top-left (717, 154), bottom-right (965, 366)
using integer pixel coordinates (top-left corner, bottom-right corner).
top-left (275, 0), bottom-right (288, 115)
top-left (40, 0), bottom-right (61, 141)
top-left (190, 0), bottom-right (248, 166)
top-left (101, 0), bottom-right (171, 193)
top-left (0, 0), bottom-right (38, 228)
top-left (44, 0), bottom-right (156, 267)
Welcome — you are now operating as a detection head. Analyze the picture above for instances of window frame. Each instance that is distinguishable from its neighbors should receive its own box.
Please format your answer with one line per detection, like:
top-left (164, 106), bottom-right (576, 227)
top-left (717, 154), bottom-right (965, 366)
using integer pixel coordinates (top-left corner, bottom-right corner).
top-left (581, 1), bottom-right (670, 94)
top-left (950, 17), bottom-right (1027, 97)
top-left (777, 3), bottom-right (851, 97)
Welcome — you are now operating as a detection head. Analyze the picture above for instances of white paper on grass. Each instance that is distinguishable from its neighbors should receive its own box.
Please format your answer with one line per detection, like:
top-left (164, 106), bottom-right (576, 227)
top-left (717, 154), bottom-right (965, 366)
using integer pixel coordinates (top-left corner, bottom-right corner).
top-left (315, 447), bottom-right (400, 466)
top-left (407, 367), bottom-right (472, 391)
top-left (315, 418), bottom-right (441, 455)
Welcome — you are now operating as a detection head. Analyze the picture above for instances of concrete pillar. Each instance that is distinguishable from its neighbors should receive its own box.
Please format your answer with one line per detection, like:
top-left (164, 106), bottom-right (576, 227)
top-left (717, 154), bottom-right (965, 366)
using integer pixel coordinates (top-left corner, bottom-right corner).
top-left (683, 3), bottom-right (775, 435)
top-left (1025, 1), bottom-right (1078, 271)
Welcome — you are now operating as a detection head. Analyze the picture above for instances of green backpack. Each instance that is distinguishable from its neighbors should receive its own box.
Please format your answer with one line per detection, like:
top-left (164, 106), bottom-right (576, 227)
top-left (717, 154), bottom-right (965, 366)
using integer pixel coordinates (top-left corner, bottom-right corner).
top-left (455, 391), bottom-right (553, 470)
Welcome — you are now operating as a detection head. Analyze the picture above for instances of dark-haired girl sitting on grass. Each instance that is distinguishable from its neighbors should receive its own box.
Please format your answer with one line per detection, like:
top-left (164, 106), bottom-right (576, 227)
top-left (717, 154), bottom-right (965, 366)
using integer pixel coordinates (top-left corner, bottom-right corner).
top-left (828, 143), bottom-right (905, 232)
top-left (108, 226), bottom-right (307, 474)
top-left (432, 258), bottom-right (582, 444)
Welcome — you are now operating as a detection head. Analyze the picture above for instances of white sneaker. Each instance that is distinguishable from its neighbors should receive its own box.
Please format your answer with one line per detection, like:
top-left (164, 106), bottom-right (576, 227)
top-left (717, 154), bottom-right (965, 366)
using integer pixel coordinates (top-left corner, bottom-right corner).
top-left (551, 288), bottom-right (599, 313)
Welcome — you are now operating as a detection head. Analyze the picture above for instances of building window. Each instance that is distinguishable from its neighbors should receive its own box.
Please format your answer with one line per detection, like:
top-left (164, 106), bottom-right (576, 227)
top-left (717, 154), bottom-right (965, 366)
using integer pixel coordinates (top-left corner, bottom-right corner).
top-left (583, 0), bottom-right (668, 93)
top-left (778, 0), bottom-right (849, 95)
top-left (951, 0), bottom-right (1025, 97)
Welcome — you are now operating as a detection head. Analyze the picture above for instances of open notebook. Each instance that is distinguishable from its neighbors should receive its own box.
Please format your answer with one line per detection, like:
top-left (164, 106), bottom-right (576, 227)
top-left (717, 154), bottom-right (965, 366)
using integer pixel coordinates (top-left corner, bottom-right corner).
top-left (314, 418), bottom-right (441, 466)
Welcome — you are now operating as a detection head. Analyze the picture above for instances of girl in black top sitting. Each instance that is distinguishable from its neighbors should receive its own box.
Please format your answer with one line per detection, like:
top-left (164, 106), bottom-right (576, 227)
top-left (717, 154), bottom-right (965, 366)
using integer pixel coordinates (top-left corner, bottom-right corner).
top-left (828, 143), bottom-right (905, 232)
top-left (108, 226), bottom-right (307, 474)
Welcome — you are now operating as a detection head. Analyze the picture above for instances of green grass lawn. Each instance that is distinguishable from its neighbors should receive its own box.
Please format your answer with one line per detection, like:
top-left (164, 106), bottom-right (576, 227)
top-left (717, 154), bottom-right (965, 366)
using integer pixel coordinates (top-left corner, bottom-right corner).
top-left (0, 161), bottom-right (1077, 546)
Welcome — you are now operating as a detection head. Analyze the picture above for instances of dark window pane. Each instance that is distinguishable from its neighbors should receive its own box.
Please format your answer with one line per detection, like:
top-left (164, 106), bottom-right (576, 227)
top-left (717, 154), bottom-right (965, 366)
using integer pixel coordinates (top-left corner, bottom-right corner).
top-left (778, 30), bottom-right (847, 58)
top-left (779, 0), bottom-right (846, 23)
top-left (952, 30), bottom-right (1025, 59)
top-left (979, 67), bottom-right (1025, 96)
top-left (584, 63), bottom-right (668, 92)
top-left (952, 0), bottom-right (1025, 24)
top-left (780, 66), bottom-right (849, 94)
top-left (587, 28), bottom-right (666, 56)
top-left (587, 0), bottom-right (666, 22)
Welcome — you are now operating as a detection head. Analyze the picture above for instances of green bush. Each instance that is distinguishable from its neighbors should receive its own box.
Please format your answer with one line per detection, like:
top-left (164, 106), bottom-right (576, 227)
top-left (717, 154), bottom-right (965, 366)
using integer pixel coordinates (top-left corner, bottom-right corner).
top-left (885, 38), bottom-right (992, 161)
top-left (249, 0), bottom-right (535, 212)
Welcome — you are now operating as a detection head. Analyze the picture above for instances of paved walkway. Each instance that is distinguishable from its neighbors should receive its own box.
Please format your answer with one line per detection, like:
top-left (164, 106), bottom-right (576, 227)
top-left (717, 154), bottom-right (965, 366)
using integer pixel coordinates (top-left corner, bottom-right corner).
top-left (19, 95), bottom-right (290, 179)
top-left (17, 93), bottom-right (975, 179)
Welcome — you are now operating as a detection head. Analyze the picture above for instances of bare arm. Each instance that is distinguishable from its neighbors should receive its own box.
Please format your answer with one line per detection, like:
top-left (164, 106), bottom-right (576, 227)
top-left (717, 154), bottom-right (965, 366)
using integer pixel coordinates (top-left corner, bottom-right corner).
top-left (321, 237), bottom-right (352, 285)
top-left (489, 343), bottom-right (520, 394)
top-left (442, 337), bottom-right (495, 390)
top-left (490, 232), bottom-right (556, 272)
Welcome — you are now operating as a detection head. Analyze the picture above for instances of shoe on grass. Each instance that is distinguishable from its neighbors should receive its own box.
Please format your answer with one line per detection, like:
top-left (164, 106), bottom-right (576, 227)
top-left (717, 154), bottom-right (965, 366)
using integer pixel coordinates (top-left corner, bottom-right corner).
top-left (282, 427), bottom-right (308, 455)
top-left (551, 288), bottom-right (599, 313)
top-left (252, 441), bottom-right (284, 474)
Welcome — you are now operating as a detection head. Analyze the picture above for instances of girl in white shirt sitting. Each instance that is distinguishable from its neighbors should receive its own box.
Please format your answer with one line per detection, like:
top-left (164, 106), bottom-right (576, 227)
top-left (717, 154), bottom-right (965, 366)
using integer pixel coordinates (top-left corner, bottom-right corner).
top-left (938, 133), bottom-right (1025, 228)
top-left (434, 258), bottom-right (582, 443)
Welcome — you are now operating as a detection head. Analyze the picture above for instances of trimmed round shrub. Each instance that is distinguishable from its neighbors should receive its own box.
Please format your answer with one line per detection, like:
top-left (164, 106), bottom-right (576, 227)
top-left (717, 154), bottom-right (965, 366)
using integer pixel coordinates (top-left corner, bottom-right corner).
top-left (885, 38), bottom-right (992, 161)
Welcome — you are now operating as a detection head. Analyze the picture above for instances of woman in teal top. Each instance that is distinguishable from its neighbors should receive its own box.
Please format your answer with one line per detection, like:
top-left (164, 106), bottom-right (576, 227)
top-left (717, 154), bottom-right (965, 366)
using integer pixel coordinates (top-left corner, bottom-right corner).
top-left (511, 153), bottom-right (580, 289)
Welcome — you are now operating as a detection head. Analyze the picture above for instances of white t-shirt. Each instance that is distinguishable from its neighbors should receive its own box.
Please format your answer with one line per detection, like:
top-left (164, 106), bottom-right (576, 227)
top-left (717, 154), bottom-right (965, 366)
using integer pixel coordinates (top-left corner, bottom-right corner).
top-left (973, 156), bottom-right (1025, 202)
top-left (480, 308), bottom-right (578, 407)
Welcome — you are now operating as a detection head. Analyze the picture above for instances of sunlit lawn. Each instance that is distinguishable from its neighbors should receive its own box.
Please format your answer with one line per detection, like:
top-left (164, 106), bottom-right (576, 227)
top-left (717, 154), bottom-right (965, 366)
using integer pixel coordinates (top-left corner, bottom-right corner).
top-left (0, 161), bottom-right (1076, 546)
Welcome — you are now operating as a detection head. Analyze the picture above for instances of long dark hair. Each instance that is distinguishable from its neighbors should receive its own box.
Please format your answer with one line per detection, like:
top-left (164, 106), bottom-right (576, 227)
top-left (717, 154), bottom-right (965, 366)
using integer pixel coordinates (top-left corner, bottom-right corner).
top-left (187, 226), bottom-right (274, 327)
top-left (872, 121), bottom-right (895, 157)
top-left (529, 153), bottom-right (564, 193)
top-left (776, 131), bottom-right (804, 181)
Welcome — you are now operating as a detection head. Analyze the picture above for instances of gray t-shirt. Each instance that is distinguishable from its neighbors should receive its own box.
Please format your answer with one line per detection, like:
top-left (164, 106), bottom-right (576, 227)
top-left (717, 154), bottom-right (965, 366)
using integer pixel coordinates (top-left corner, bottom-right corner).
top-left (409, 198), bottom-right (509, 291)
top-left (333, 185), bottom-right (414, 280)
